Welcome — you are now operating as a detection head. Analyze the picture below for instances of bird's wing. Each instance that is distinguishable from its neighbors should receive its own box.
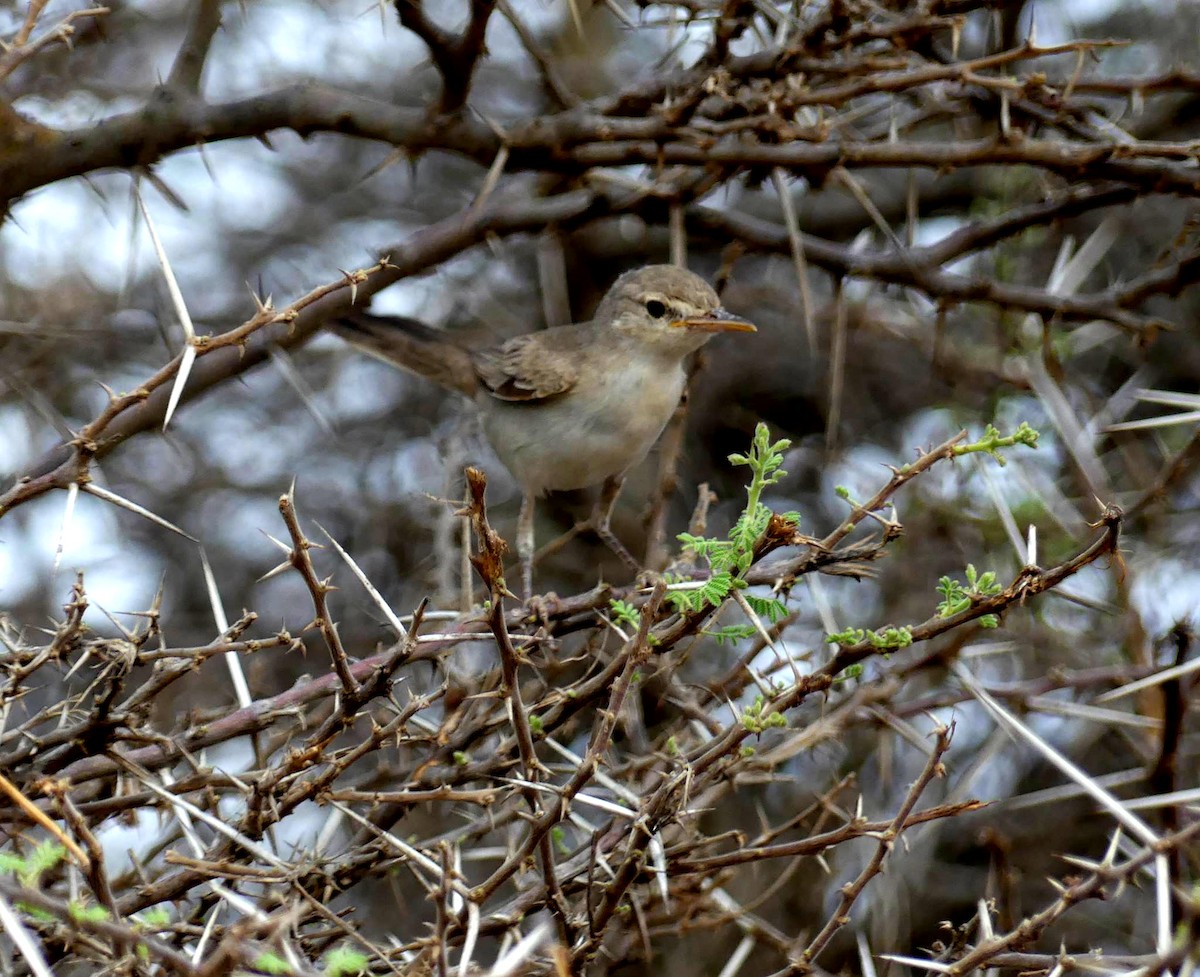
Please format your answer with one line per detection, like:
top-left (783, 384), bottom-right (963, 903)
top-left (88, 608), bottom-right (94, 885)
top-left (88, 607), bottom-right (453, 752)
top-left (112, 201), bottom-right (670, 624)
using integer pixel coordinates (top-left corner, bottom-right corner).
top-left (471, 326), bottom-right (587, 403)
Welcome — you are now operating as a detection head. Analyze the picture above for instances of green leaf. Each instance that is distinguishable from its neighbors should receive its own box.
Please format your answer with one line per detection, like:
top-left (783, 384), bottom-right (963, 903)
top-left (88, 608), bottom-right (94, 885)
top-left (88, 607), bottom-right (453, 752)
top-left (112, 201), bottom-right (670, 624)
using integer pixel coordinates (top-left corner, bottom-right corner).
top-left (706, 624), bottom-right (758, 645)
top-left (255, 952), bottom-right (293, 975)
top-left (745, 594), bottom-right (788, 623)
top-left (952, 421), bottom-right (1040, 466)
top-left (937, 565), bottom-right (1003, 620)
top-left (609, 598), bottom-right (641, 630)
top-left (700, 571), bottom-right (735, 606)
top-left (833, 663), bottom-right (865, 685)
top-left (70, 902), bottom-right (111, 924)
top-left (138, 907), bottom-right (172, 929)
top-left (826, 627), bottom-right (866, 646)
top-left (0, 852), bottom-right (27, 875)
top-left (324, 947), bottom-right (370, 977)
top-left (673, 424), bottom-right (793, 613)
top-left (17, 903), bottom-right (56, 923)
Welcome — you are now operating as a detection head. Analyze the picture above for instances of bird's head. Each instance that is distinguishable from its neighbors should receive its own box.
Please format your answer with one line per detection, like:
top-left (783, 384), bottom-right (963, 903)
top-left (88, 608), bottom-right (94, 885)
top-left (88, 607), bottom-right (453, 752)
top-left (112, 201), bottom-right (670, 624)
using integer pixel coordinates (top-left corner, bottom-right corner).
top-left (597, 265), bottom-right (756, 353)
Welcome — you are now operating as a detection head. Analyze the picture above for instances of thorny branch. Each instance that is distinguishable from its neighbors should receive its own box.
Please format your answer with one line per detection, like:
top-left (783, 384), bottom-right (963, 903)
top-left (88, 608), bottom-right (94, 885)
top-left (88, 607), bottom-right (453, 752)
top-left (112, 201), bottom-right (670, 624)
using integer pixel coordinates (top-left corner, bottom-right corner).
top-left (2, 1), bottom-right (1198, 975)
top-left (0, 422), bottom-right (1148, 973)
top-left (395, 0), bottom-right (496, 113)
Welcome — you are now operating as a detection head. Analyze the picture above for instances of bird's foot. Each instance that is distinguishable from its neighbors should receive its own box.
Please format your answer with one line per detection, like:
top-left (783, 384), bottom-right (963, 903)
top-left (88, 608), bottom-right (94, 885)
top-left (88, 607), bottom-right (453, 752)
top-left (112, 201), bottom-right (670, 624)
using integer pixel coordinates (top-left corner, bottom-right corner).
top-left (519, 555), bottom-right (534, 603)
top-left (589, 474), bottom-right (642, 577)
top-left (522, 591), bottom-right (557, 627)
top-left (593, 520), bottom-right (642, 575)
top-left (633, 568), bottom-right (659, 592)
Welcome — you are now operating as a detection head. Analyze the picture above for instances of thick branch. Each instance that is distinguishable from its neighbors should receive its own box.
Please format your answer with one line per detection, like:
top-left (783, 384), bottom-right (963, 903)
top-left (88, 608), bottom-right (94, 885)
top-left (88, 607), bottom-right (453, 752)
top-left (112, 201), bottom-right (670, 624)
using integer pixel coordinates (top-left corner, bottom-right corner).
top-left (395, 0), bottom-right (496, 113)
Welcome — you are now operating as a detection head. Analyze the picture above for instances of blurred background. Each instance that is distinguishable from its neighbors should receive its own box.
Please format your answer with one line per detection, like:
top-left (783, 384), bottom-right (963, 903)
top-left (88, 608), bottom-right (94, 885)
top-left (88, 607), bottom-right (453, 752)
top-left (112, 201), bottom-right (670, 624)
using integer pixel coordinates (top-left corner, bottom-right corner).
top-left (1, 0), bottom-right (1198, 974)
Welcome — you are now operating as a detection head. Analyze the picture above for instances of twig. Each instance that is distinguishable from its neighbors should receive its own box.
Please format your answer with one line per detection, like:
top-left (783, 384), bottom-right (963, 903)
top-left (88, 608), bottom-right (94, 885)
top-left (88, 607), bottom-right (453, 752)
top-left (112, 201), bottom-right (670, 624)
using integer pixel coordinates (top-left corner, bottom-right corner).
top-left (279, 487), bottom-right (359, 698)
top-left (395, 0), bottom-right (497, 113)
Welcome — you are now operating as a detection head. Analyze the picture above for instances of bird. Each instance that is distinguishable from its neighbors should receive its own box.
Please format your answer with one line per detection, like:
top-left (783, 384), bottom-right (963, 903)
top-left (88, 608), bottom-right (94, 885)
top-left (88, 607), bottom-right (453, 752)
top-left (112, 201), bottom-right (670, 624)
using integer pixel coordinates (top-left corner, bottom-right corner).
top-left (333, 264), bottom-right (756, 598)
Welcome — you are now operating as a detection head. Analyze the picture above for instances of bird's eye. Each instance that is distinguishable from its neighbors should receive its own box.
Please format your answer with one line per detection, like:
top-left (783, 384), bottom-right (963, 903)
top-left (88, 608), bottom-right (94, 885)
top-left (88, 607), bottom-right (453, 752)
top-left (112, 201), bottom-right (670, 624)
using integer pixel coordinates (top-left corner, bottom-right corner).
top-left (645, 300), bottom-right (667, 319)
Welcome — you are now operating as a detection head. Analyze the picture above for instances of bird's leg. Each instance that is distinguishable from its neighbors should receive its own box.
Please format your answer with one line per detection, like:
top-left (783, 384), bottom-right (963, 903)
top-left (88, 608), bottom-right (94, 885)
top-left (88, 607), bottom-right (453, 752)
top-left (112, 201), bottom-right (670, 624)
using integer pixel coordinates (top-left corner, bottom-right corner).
top-left (591, 475), bottom-right (641, 574)
top-left (517, 492), bottom-right (535, 600)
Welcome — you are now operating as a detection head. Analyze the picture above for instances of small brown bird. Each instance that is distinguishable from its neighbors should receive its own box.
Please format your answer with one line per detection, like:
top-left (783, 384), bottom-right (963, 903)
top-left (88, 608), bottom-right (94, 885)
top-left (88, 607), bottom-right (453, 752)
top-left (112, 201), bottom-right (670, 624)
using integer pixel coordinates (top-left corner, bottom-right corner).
top-left (334, 264), bottom-right (755, 596)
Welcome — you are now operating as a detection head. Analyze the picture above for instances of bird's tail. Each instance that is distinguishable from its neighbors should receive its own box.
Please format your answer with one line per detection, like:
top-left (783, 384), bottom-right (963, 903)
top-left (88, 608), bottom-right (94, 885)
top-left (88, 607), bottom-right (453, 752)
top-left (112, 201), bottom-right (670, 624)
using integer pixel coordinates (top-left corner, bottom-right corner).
top-left (331, 312), bottom-right (478, 398)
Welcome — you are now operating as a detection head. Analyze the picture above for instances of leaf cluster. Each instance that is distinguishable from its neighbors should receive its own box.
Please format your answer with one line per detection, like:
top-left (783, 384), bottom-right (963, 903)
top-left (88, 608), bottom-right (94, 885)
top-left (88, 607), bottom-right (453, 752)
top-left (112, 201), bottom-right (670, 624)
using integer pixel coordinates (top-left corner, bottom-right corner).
top-left (937, 564), bottom-right (1004, 627)
top-left (953, 422), bottom-right (1040, 466)
top-left (668, 423), bottom-right (796, 615)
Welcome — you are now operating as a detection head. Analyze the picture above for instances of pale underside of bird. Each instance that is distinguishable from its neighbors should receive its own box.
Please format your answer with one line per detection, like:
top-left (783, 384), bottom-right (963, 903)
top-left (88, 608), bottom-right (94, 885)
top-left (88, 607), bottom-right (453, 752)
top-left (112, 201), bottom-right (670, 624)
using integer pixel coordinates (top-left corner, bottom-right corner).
top-left (333, 264), bottom-right (755, 597)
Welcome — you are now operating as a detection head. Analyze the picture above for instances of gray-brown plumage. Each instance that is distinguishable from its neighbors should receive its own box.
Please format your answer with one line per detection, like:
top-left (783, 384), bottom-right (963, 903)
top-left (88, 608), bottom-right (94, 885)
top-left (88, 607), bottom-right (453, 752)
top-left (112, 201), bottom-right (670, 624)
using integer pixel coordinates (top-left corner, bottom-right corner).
top-left (333, 265), bottom-right (755, 595)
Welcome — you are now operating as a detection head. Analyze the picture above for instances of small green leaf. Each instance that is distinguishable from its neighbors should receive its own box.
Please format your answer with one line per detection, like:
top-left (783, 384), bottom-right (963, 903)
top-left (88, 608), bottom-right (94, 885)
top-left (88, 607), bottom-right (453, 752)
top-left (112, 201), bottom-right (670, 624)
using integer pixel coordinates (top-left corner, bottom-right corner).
top-left (70, 902), bottom-right (111, 924)
top-left (833, 663), bottom-right (865, 686)
top-left (255, 952), bottom-right (293, 975)
top-left (826, 627), bottom-right (866, 646)
top-left (952, 421), bottom-right (1040, 466)
top-left (674, 423), bottom-right (793, 612)
top-left (139, 907), bottom-right (172, 929)
top-left (17, 903), bottom-right (56, 923)
top-left (609, 598), bottom-right (641, 630)
top-left (705, 624), bottom-right (757, 645)
top-left (324, 947), bottom-right (370, 977)
top-left (745, 594), bottom-right (788, 623)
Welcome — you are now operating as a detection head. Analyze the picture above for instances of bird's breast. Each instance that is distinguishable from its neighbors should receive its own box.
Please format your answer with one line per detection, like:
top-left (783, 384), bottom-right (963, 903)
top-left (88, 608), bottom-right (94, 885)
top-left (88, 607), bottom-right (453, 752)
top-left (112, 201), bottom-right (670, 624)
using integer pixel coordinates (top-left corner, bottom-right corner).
top-left (479, 355), bottom-right (687, 495)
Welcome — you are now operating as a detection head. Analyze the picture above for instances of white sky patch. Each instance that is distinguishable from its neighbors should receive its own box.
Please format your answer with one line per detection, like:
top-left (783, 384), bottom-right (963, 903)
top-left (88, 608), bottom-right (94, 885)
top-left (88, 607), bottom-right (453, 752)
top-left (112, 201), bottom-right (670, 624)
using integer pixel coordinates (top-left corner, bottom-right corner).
top-left (0, 524), bottom-right (38, 607)
top-left (96, 805), bottom-right (165, 879)
top-left (152, 145), bottom-right (296, 235)
top-left (199, 415), bottom-right (305, 487)
top-left (4, 179), bottom-right (137, 291)
top-left (12, 90), bottom-right (142, 129)
top-left (0, 405), bottom-right (37, 474)
top-left (1129, 554), bottom-right (1200, 637)
top-left (191, 491), bottom-right (283, 558)
top-left (207, 0), bottom-right (421, 97)
top-left (19, 495), bottom-right (166, 626)
top-left (819, 442), bottom-right (897, 505)
top-left (326, 356), bottom-right (410, 419)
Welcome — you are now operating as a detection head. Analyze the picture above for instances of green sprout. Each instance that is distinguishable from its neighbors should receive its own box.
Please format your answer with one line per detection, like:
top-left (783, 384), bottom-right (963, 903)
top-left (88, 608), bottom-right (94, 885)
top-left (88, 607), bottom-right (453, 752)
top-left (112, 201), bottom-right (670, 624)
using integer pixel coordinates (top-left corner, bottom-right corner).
top-left (832, 663), bottom-right (865, 686)
top-left (670, 423), bottom-right (796, 614)
top-left (704, 624), bottom-right (758, 645)
top-left (953, 422), bottom-right (1039, 466)
top-left (138, 907), bottom-right (172, 930)
top-left (324, 947), bottom-right (369, 977)
top-left (70, 902), bottom-right (112, 924)
top-left (937, 564), bottom-right (1004, 628)
top-left (254, 952), bottom-right (293, 975)
top-left (746, 593), bottom-right (789, 623)
top-left (740, 694), bottom-right (789, 734)
top-left (0, 841), bottom-right (66, 888)
top-left (609, 598), bottom-right (641, 631)
top-left (826, 626), bottom-right (913, 651)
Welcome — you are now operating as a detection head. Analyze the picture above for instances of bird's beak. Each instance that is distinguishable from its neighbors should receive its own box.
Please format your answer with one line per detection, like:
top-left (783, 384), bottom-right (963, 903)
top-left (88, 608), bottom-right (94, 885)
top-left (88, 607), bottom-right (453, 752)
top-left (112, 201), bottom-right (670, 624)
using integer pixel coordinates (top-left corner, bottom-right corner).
top-left (670, 307), bottom-right (756, 333)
